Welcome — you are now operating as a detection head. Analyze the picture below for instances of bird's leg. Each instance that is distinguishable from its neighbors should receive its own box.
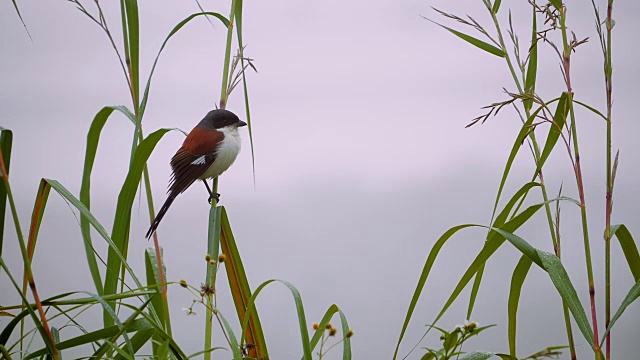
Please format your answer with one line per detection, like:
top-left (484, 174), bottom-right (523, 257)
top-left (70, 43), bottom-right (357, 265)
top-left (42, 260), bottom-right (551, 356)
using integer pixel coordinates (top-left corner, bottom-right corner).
top-left (202, 180), bottom-right (220, 204)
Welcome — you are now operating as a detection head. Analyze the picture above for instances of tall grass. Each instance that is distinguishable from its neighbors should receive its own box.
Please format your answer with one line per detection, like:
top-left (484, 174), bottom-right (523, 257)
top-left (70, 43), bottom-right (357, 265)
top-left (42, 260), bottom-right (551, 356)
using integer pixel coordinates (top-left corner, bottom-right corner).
top-left (0, 1), bottom-right (352, 359)
top-left (395, 1), bottom-right (638, 359)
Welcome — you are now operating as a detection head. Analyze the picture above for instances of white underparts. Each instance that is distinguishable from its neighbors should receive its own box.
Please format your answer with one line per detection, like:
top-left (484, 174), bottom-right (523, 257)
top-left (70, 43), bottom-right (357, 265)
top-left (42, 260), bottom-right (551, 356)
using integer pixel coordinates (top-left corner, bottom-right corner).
top-left (198, 125), bottom-right (242, 180)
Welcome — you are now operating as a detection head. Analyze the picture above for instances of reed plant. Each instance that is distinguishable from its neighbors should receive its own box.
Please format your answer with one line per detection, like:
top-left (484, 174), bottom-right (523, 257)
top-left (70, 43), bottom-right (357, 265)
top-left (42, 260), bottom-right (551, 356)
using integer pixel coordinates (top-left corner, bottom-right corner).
top-left (394, 1), bottom-right (638, 360)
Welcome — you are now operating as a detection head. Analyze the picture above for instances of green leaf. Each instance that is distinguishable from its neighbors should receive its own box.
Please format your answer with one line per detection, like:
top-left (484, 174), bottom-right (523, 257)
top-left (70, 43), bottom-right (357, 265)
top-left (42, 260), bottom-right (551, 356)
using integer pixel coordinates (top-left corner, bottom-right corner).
top-left (492, 0), bottom-right (502, 14)
top-left (429, 20), bottom-right (505, 57)
top-left (103, 128), bottom-right (172, 327)
top-left (523, 4), bottom-right (538, 111)
top-left (458, 351), bottom-right (495, 360)
top-left (220, 207), bottom-right (268, 358)
top-left (443, 330), bottom-right (458, 352)
top-left (242, 280), bottom-right (312, 360)
top-left (80, 105), bottom-right (136, 295)
top-left (121, 0), bottom-right (140, 104)
top-left (536, 92), bottom-right (569, 173)
top-left (24, 319), bottom-right (152, 359)
top-left (145, 247), bottom-right (170, 355)
top-left (611, 224), bottom-right (640, 281)
top-left (9, 0), bottom-right (32, 40)
top-left (537, 251), bottom-right (594, 348)
top-left (0, 128), bottom-right (12, 271)
top-left (394, 204), bottom-right (542, 359)
top-left (508, 256), bottom-right (532, 357)
top-left (307, 304), bottom-right (352, 360)
top-left (600, 280), bottom-right (640, 345)
top-left (549, 0), bottom-right (563, 11)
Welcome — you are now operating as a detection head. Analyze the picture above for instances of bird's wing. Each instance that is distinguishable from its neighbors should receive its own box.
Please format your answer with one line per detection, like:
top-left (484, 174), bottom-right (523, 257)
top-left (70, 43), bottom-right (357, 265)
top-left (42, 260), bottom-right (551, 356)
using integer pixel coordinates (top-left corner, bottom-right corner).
top-left (167, 127), bottom-right (224, 195)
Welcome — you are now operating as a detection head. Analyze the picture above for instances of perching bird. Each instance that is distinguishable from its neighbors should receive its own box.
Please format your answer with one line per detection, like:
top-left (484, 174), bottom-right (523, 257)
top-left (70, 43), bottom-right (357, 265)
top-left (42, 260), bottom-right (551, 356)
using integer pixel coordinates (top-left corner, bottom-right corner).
top-left (146, 109), bottom-right (247, 239)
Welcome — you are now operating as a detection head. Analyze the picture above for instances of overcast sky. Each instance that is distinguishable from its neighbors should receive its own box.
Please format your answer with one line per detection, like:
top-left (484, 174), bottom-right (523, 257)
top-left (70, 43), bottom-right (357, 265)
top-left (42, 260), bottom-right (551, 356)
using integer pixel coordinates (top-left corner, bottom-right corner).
top-left (1, 0), bottom-right (639, 359)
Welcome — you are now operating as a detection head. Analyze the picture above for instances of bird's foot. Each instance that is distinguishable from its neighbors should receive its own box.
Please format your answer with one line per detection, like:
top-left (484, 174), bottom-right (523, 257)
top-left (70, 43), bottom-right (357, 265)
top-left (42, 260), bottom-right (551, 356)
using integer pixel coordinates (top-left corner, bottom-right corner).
top-left (207, 192), bottom-right (221, 204)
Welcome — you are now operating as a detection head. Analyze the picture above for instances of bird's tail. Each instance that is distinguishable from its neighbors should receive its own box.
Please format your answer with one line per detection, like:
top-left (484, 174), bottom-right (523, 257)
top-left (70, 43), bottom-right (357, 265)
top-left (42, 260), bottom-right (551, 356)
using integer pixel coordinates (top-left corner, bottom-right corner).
top-left (146, 195), bottom-right (176, 239)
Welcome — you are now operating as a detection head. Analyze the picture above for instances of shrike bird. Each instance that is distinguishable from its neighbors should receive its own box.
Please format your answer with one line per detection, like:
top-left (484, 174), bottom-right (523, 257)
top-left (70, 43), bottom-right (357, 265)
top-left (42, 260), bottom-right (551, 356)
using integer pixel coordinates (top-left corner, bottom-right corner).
top-left (146, 109), bottom-right (246, 239)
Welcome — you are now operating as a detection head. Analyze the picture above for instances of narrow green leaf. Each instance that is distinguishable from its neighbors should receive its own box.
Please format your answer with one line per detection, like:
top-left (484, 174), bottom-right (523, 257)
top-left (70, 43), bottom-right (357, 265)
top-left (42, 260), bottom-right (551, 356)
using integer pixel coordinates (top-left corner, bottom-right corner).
top-left (443, 331), bottom-right (458, 352)
top-left (395, 204), bottom-right (543, 359)
top-left (307, 304), bottom-right (351, 359)
top-left (611, 224), bottom-right (640, 281)
top-left (104, 128), bottom-right (172, 327)
top-left (233, 0), bottom-right (257, 186)
top-left (0, 128), bottom-right (12, 270)
top-left (9, 0), bottom-right (32, 40)
top-left (508, 256), bottom-right (532, 357)
top-left (81, 105), bottom-right (136, 295)
top-left (430, 21), bottom-right (505, 57)
top-left (393, 224), bottom-right (473, 359)
top-left (242, 280), bottom-right (312, 360)
top-left (338, 308), bottom-right (352, 360)
top-left (0, 344), bottom-right (12, 359)
top-left (549, 0), bottom-right (562, 11)
top-left (428, 206), bottom-right (543, 337)
top-left (536, 92), bottom-right (569, 173)
top-left (219, 208), bottom-right (268, 357)
top-left (24, 319), bottom-right (152, 359)
top-left (488, 102), bottom-right (553, 241)
top-left (114, 329), bottom-right (155, 360)
top-left (523, 4), bottom-right (538, 111)
top-left (537, 251), bottom-right (594, 348)
top-left (600, 280), bottom-right (640, 344)
top-left (492, 0), bottom-right (502, 14)
top-left (122, 0), bottom-right (140, 104)
top-left (145, 247), bottom-right (170, 355)
top-left (458, 351), bottom-right (494, 360)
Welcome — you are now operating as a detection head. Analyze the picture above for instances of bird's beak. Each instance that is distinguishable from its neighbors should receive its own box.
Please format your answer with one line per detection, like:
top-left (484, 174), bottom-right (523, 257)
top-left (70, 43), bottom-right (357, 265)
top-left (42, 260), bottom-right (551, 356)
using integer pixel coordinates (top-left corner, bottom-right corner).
top-left (237, 120), bottom-right (248, 127)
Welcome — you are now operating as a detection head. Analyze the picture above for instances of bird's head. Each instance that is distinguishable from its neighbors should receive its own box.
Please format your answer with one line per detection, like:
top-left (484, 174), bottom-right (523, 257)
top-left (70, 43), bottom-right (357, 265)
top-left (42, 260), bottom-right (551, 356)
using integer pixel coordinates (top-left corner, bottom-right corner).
top-left (200, 109), bottom-right (247, 130)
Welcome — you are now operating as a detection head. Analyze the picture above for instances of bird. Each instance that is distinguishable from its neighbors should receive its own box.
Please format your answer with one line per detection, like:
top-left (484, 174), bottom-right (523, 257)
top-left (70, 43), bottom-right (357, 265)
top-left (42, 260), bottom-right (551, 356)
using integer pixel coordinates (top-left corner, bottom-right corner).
top-left (145, 109), bottom-right (247, 239)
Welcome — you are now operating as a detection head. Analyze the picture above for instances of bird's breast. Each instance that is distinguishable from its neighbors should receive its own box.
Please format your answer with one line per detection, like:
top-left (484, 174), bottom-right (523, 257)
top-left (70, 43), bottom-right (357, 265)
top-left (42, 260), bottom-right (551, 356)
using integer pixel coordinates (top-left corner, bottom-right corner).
top-left (199, 127), bottom-right (242, 179)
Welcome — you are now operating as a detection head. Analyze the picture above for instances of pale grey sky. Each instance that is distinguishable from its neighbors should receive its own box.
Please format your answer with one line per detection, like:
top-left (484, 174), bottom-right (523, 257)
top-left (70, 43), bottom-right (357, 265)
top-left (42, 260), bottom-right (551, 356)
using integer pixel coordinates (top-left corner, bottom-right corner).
top-left (1, 0), bottom-right (639, 359)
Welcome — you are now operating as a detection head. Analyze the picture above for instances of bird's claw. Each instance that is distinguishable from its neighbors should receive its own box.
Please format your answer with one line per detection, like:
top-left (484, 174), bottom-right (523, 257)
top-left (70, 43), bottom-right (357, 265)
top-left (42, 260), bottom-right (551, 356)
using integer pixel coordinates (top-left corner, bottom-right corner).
top-left (207, 192), bottom-right (221, 204)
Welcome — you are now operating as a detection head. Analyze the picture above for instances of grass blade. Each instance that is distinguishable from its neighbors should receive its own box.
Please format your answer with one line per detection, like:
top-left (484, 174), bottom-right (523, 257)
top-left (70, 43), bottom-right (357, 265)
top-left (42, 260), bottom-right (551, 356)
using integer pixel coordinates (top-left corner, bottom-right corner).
top-left (241, 280), bottom-right (312, 359)
top-left (428, 20), bottom-right (506, 57)
top-left (104, 128), bottom-right (172, 327)
top-left (0, 128), bottom-right (12, 274)
top-left (458, 351), bottom-right (495, 360)
top-left (24, 318), bottom-right (152, 359)
top-left (536, 92), bottom-right (569, 173)
top-left (9, 0), bottom-right (32, 40)
top-left (145, 247), bottom-right (170, 356)
top-left (492, 0), bottom-right (502, 14)
top-left (523, 4), bottom-right (537, 111)
top-left (467, 182), bottom-right (540, 319)
top-left (600, 280), bottom-right (640, 345)
top-left (219, 207), bottom-right (268, 358)
top-left (537, 251), bottom-right (595, 349)
top-left (610, 224), bottom-right (640, 281)
top-left (81, 106), bottom-right (136, 295)
top-left (508, 255), bottom-right (532, 357)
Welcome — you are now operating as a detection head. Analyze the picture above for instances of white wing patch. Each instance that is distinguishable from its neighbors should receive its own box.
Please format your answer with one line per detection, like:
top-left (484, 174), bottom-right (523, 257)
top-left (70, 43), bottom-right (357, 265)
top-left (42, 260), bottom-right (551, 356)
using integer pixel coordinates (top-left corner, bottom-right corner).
top-left (191, 155), bottom-right (207, 165)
